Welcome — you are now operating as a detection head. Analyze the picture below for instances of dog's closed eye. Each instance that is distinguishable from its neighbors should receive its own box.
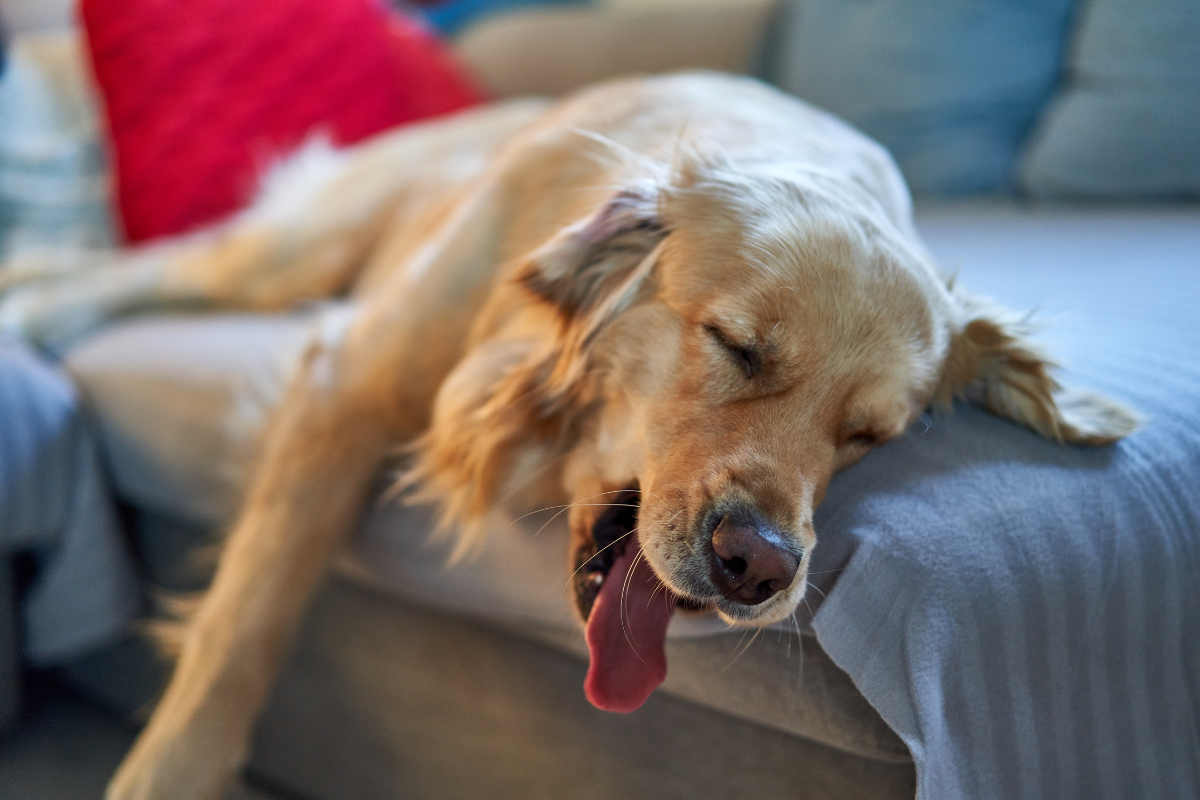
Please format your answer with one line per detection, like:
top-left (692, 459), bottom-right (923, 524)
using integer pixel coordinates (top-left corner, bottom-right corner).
top-left (705, 324), bottom-right (761, 380)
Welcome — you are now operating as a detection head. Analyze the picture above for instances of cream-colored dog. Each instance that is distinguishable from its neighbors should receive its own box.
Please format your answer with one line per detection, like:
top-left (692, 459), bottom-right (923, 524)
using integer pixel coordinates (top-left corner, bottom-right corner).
top-left (0, 72), bottom-right (1135, 800)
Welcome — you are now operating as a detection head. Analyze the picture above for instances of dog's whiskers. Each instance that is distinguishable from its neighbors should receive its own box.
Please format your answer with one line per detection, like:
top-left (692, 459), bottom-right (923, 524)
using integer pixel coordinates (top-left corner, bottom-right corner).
top-left (518, 487), bottom-right (666, 539)
top-left (655, 506), bottom-right (689, 549)
top-left (561, 527), bottom-right (637, 595)
top-left (521, 502), bottom-right (640, 521)
top-left (646, 580), bottom-right (676, 613)
top-left (620, 547), bottom-right (648, 664)
top-left (804, 566), bottom-right (847, 577)
top-left (527, 498), bottom-right (629, 539)
top-left (800, 596), bottom-right (817, 622)
top-left (791, 613), bottom-right (807, 687)
top-left (512, 489), bottom-right (638, 524)
top-left (720, 626), bottom-right (763, 673)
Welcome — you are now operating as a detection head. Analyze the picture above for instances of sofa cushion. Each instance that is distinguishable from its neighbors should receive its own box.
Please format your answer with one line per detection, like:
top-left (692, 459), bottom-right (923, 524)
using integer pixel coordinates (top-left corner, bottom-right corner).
top-left (1019, 0), bottom-right (1200, 198)
top-left (452, 2), bottom-right (775, 99)
top-left (0, 0), bottom-right (73, 35)
top-left (770, 0), bottom-right (1076, 194)
top-left (66, 310), bottom-right (316, 523)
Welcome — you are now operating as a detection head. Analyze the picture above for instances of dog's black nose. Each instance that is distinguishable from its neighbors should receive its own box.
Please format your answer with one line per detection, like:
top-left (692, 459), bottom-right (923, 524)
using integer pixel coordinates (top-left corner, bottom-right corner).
top-left (709, 511), bottom-right (800, 606)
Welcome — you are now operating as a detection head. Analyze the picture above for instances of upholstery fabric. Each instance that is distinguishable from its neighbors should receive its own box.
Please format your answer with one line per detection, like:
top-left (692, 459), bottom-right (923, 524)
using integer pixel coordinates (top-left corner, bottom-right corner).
top-left (80, 0), bottom-right (484, 242)
top-left (65, 311), bottom-right (315, 523)
top-left (0, 341), bottom-right (137, 664)
top-left (1020, 0), bottom-right (1200, 198)
top-left (453, 2), bottom-right (775, 99)
top-left (810, 206), bottom-right (1200, 799)
top-left (770, 0), bottom-right (1076, 194)
top-left (248, 577), bottom-right (915, 800)
top-left (0, 0), bottom-right (74, 35)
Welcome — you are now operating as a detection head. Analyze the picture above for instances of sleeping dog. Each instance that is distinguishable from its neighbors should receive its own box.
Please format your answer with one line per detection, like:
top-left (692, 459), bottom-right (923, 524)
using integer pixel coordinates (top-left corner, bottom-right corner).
top-left (1, 72), bottom-right (1136, 800)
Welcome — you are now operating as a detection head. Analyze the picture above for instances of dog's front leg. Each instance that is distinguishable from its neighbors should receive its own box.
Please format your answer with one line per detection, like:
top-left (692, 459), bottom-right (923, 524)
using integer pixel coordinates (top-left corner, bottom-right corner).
top-left (106, 175), bottom-right (510, 800)
top-left (106, 349), bottom-right (397, 800)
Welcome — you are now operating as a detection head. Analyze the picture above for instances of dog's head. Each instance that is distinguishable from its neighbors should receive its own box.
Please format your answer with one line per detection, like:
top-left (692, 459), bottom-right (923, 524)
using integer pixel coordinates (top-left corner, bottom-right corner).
top-left (407, 155), bottom-right (1137, 711)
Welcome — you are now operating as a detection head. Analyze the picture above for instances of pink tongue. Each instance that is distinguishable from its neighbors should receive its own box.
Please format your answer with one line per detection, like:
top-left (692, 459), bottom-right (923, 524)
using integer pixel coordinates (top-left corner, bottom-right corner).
top-left (584, 535), bottom-right (676, 713)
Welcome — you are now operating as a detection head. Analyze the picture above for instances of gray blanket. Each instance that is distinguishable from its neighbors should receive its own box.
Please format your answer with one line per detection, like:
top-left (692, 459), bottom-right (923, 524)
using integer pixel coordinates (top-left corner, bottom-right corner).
top-left (806, 210), bottom-right (1200, 799)
top-left (0, 341), bottom-right (137, 664)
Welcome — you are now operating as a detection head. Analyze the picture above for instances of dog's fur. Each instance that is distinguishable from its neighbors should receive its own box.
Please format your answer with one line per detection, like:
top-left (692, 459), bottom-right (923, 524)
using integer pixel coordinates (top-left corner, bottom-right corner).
top-left (0, 73), bottom-right (1136, 800)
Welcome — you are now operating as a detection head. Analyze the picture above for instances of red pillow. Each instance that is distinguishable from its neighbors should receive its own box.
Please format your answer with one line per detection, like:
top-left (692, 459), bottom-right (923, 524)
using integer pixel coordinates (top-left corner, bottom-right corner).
top-left (81, 0), bottom-right (485, 243)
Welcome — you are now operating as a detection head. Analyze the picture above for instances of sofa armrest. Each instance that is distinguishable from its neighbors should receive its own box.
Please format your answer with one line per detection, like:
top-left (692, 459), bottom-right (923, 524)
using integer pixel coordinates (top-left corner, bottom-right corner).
top-left (452, 1), bottom-right (777, 98)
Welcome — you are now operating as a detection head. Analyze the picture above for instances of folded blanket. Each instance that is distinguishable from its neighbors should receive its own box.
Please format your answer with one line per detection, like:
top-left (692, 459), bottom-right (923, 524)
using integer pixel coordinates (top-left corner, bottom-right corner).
top-left (809, 209), bottom-right (1200, 799)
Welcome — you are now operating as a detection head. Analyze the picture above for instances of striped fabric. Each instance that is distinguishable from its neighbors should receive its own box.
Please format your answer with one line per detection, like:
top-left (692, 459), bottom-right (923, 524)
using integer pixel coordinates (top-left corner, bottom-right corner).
top-left (0, 341), bottom-right (137, 664)
top-left (808, 209), bottom-right (1200, 799)
top-left (0, 35), bottom-right (117, 260)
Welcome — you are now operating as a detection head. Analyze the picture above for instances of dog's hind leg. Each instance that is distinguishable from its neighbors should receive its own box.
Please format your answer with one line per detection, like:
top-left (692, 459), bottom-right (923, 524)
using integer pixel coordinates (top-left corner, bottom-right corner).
top-left (104, 164), bottom-right (518, 800)
top-left (0, 99), bottom-right (547, 351)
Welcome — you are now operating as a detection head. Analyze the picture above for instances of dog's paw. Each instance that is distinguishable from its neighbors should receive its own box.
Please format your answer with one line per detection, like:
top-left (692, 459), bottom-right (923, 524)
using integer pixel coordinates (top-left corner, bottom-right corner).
top-left (106, 769), bottom-right (230, 800)
top-left (2, 246), bottom-right (122, 285)
top-left (0, 281), bottom-right (104, 351)
top-left (0, 262), bottom-right (160, 351)
top-left (105, 733), bottom-right (236, 800)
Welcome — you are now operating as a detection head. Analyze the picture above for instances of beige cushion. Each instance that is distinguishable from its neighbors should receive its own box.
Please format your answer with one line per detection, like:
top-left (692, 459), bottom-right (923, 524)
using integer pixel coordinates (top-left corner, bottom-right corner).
top-left (66, 311), bottom-right (316, 523)
top-left (453, 2), bottom-right (776, 98)
top-left (0, 0), bottom-right (74, 34)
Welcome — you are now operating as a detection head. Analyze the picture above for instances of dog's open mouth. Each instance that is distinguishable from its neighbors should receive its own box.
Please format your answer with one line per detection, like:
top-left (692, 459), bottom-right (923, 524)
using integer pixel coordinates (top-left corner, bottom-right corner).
top-left (571, 489), bottom-right (704, 713)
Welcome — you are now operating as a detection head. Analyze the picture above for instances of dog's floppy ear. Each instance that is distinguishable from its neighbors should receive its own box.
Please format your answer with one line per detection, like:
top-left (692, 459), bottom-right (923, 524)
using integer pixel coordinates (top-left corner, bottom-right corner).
top-left (935, 293), bottom-right (1139, 445)
top-left (519, 187), bottom-right (666, 322)
top-left (517, 186), bottom-right (668, 400)
top-left (400, 188), bottom-right (668, 556)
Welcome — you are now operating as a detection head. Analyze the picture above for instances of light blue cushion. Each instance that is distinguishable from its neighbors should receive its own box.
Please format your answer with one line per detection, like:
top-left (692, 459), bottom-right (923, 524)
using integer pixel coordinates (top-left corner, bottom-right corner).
top-left (770, 0), bottom-right (1075, 194)
top-left (1020, 0), bottom-right (1200, 198)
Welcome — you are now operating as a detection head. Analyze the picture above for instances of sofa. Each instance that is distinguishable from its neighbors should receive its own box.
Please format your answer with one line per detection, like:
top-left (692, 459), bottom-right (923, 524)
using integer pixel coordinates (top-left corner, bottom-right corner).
top-left (2, 2), bottom-right (1198, 799)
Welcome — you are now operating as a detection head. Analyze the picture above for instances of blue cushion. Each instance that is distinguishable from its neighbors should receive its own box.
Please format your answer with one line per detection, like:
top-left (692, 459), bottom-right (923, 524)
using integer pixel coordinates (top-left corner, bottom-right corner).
top-left (0, 341), bottom-right (138, 663)
top-left (418, 0), bottom-right (590, 38)
top-left (1020, 0), bottom-right (1200, 198)
top-left (770, 0), bottom-right (1076, 194)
